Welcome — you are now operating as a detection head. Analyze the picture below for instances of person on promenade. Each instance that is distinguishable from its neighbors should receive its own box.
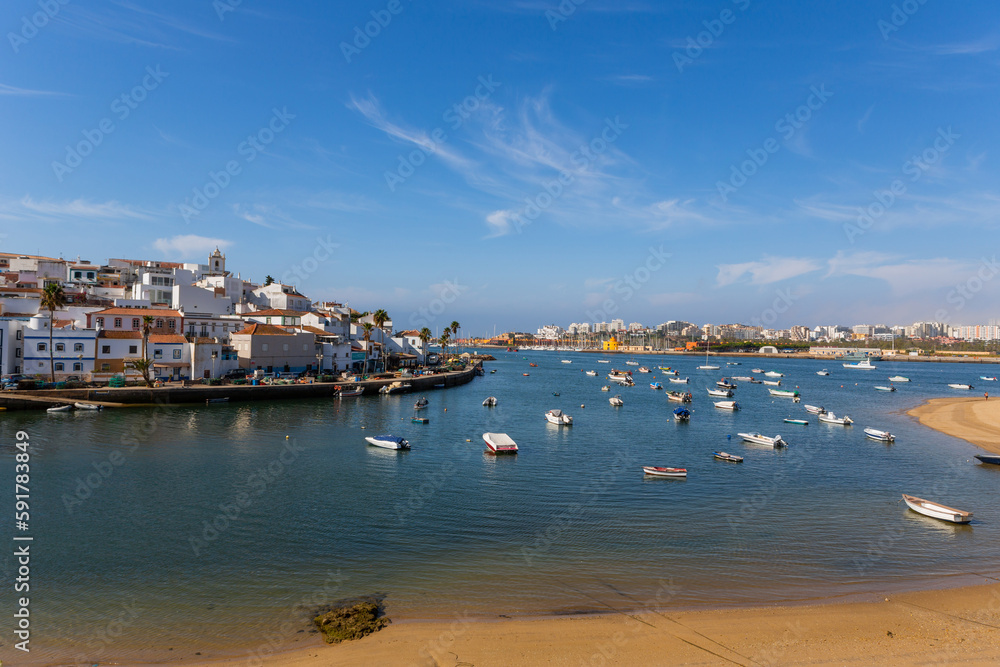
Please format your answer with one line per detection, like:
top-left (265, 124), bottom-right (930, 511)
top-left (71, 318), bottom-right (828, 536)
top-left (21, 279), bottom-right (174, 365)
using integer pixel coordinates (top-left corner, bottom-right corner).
top-left (986, 392), bottom-right (989, 401)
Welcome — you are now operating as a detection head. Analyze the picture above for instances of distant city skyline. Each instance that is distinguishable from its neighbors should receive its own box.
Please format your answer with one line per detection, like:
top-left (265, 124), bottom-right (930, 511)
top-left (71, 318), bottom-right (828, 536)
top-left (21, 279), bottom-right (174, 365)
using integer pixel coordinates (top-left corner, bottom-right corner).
top-left (4, 2), bottom-right (999, 333)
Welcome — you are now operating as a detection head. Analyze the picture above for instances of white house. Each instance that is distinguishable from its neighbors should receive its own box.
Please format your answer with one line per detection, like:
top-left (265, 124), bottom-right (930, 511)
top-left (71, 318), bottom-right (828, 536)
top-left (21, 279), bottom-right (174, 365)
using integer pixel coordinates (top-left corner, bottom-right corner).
top-left (189, 338), bottom-right (239, 380)
top-left (249, 283), bottom-right (312, 311)
top-left (22, 314), bottom-right (97, 380)
top-left (148, 334), bottom-right (191, 381)
top-left (0, 316), bottom-right (28, 377)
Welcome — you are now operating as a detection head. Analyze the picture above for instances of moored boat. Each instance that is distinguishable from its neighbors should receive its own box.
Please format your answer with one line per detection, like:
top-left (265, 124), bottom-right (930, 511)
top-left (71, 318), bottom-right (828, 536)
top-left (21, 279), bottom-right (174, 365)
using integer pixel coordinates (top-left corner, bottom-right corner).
top-left (625, 360), bottom-right (639, 366)
top-left (650, 382), bottom-right (663, 390)
top-left (730, 376), bottom-right (754, 382)
top-left (948, 383), bottom-right (973, 390)
top-left (642, 466), bottom-right (687, 478)
top-left (713, 451), bottom-right (743, 462)
top-left (974, 454), bottom-right (1000, 465)
top-left (672, 406), bottom-right (691, 422)
top-left (751, 368), bottom-right (764, 373)
top-left (738, 432), bottom-right (786, 447)
top-left (337, 385), bottom-right (364, 397)
top-left (482, 396), bottom-right (498, 407)
top-left (365, 435), bottom-right (410, 450)
top-left (874, 385), bottom-right (896, 392)
top-left (585, 370), bottom-right (597, 376)
top-left (783, 418), bottom-right (808, 425)
top-left (561, 360), bottom-right (572, 364)
top-left (816, 369), bottom-right (830, 376)
top-left (804, 404), bottom-right (826, 414)
top-left (609, 395), bottom-right (624, 406)
top-left (818, 412), bottom-right (853, 425)
top-left (47, 404), bottom-right (72, 413)
top-left (980, 376), bottom-right (997, 381)
top-left (545, 409), bottom-right (573, 425)
top-left (638, 366), bottom-right (651, 373)
top-left (902, 494), bottom-right (972, 524)
top-left (707, 388), bottom-right (733, 398)
top-left (669, 377), bottom-right (689, 384)
top-left (762, 379), bottom-right (781, 386)
top-left (411, 417), bottom-right (429, 424)
top-left (601, 385), bottom-right (610, 391)
top-left (667, 391), bottom-right (692, 403)
top-left (698, 365), bottom-right (721, 370)
top-left (716, 379), bottom-right (737, 389)
top-left (764, 371), bottom-right (784, 378)
top-left (74, 402), bottom-right (103, 410)
top-left (843, 359), bottom-right (876, 370)
top-left (413, 396), bottom-right (429, 410)
top-left (714, 400), bottom-right (739, 410)
top-left (864, 427), bottom-right (895, 442)
top-left (888, 376), bottom-right (910, 382)
top-left (768, 388), bottom-right (799, 398)
top-left (483, 432), bottom-right (518, 453)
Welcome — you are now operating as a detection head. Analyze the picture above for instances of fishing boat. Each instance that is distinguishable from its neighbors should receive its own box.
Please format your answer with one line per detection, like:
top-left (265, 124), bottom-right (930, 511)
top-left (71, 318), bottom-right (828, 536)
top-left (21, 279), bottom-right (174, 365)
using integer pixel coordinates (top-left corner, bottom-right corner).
top-left (816, 369), bottom-right (830, 376)
top-left (483, 432), bottom-right (518, 453)
top-left (716, 379), bottom-right (737, 389)
top-left (804, 405), bottom-right (826, 414)
top-left (747, 378), bottom-right (762, 384)
top-left (762, 379), bottom-right (782, 387)
top-left (561, 360), bottom-right (573, 364)
top-left (585, 370), bottom-right (598, 376)
top-left (625, 360), bottom-right (639, 367)
top-left (673, 407), bottom-right (691, 422)
top-left (523, 373), bottom-right (530, 377)
top-left (974, 454), bottom-right (1000, 465)
top-left (482, 396), bottom-right (498, 407)
top-left (598, 360), bottom-right (610, 364)
top-left (843, 359), bottom-right (876, 370)
top-left (707, 388), bottom-right (733, 398)
top-left (714, 400), bottom-right (739, 410)
top-left (411, 417), bottom-right (429, 424)
top-left (783, 418), bottom-right (808, 425)
top-left (874, 385), bottom-right (896, 392)
top-left (726, 362), bottom-right (741, 366)
top-left (730, 376), bottom-right (754, 382)
top-left (768, 389), bottom-right (799, 398)
top-left (764, 371), bottom-right (784, 378)
top-left (948, 383), bottom-right (973, 390)
top-left (608, 370), bottom-right (633, 383)
top-left (650, 382), bottom-right (663, 390)
top-left (529, 362), bottom-right (537, 367)
top-left (902, 494), bottom-right (972, 524)
top-left (601, 385), bottom-right (610, 391)
top-left (864, 428), bottom-right (895, 442)
top-left (657, 366), bottom-right (672, 372)
top-left (751, 368), bottom-right (764, 373)
top-left (413, 396), bottom-right (429, 410)
top-left (609, 395), bottom-right (624, 407)
top-left (698, 364), bottom-right (721, 370)
top-left (74, 402), bottom-right (103, 410)
top-left (980, 376), bottom-right (998, 382)
top-left (47, 404), bottom-right (72, 413)
top-left (642, 466), bottom-right (687, 478)
top-left (365, 435), bottom-right (410, 450)
top-left (638, 366), bottom-right (651, 373)
top-left (385, 381), bottom-right (412, 394)
top-left (667, 391), bottom-right (692, 403)
top-left (888, 376), bottom-right (910, 382)
top-left (713, 451), bottom-right (743, 462)
top-left (669, 377), bottom-right (689, 384)
top-left (738, 432), bottom-right (786, 447)
top-left (818, 412), bottom-right (853, 425)
top-left (545, 409), bottom-right (573, 425)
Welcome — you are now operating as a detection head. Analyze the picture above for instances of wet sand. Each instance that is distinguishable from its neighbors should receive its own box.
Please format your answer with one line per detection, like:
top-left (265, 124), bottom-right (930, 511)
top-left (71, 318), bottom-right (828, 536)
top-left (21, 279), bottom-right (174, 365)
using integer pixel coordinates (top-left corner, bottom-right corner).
top-left (909, 395), bottom-right (1000, 455)
top-left (169, 582), bottom-right (1000, 666)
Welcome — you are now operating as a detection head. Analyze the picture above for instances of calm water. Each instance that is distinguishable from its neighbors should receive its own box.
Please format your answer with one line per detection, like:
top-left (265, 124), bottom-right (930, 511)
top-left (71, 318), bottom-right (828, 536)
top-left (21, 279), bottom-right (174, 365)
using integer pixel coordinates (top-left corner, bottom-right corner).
top-left (3, 352), bottom-right (1000, 663)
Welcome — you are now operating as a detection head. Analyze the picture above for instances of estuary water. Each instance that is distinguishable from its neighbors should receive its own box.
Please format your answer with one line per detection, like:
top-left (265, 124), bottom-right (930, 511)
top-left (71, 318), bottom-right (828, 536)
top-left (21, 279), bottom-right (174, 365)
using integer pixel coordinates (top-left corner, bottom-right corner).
top-left (3, 351), bottom-right (999, 663)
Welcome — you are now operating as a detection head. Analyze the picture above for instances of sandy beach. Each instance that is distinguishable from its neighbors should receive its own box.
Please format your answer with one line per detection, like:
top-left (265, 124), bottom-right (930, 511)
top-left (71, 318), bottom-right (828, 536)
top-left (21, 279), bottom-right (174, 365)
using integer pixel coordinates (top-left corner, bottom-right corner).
top-left (908, 395), bottom-right (1000, 455)
top-left (167, 581), bottom-right (1000, 666)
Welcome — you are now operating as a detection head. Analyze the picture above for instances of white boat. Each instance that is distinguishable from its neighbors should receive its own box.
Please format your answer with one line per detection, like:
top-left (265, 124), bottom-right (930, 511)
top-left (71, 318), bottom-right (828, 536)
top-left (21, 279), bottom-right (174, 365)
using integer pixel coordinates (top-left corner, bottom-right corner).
top-left (609, 395), bottom-right (624, 406)
top-left (667, 391), bottom-right (692, 403)
top-left (764, 371), bottom-right (784, 378)
top-left (738, 432), bottom-right (786, 447)
top-left (669, 377), bottom-right (689, 384)
top-left (338, 385), bottom-right (364, 397)
top-left (804, 405), bottom-right (826, 414)
top-left (642, 466), bottom-right (687, 478)
top-left (751, 368), bottom-right (764, 373)
top-left (561, 359), bottom-right (573, 363)
top-left (768, 389), bottom-right (799, 398)
top-left (843, 359), bottom-right (876, 370)
top-left (864, 428), bottom-right (895, 442)
top-left (762, 379), bottom-right (782, 387)
top-left (714, 400), bottom-right (739, 410)
top-left (625, 360), bottom-right (639, 366)
top-left (482, 396), bottom-right (498, 407)
top-left (413, 396), bottom-right (429, 410)
top-left (365, 435), bottom-right (410, 450)
top-left (716, 379), bottom-right (737, 389)
top-left (672, 406), bottom-right (691, 422)
top-left (888, 376), bottom-right (910, 382)
top-left (816, 369), bottom-right (830, 376)
top-left (483, 432), bottom-right (518, 453)
top-left (698, 365), bottom-right (721, 370)
top-left (902, 494), bottom-right (972, 524)
top-left (948, 383), bottom-right (973, 390)
top-left (730, 376), bottom-right (754, 382)
top-left (585, 370), bottom-right (598, 376)
top-left (385, 381), bottom-right (412, 394)
top-left (707, 388), bottom-right (733, 398)
top-left (713, 451), bottom-right (743, 462)
top-left (608, 370), bottom-right (633, 382)
top-left (980, 376), bottom-right (998, 381)
top-left (650, 382), bottom-right (663, 390)
top-left (545, 409), bottom-right (573, 425)
top-left (597, 360), bottom-right (610, 363)
top-left (74, 402), bottom-right (102, 410)
top-left (818, 412), bottom-right (853, 425)
top-left (637, 366), bottom-right (651, 373)
top-left (726, 362), bottom-right (741, 366)
top-left (47, 404), bottom-right (72, 413)
top-left (600, 385), bottom-right (610, 392)
top-left (874, 385), bottom-right (896, 392)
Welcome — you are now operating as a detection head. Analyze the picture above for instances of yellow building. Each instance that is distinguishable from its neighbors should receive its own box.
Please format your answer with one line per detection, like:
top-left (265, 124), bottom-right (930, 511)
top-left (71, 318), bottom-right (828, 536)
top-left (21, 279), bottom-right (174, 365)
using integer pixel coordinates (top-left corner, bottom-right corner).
top-left (603, 336), bottom-right (619, 351)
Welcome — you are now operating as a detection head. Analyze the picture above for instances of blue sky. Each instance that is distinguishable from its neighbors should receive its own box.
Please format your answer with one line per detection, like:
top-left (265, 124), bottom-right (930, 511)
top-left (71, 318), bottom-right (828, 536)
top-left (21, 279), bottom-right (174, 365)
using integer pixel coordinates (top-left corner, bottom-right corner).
top-left (2, 0), bottom-right (999, 336)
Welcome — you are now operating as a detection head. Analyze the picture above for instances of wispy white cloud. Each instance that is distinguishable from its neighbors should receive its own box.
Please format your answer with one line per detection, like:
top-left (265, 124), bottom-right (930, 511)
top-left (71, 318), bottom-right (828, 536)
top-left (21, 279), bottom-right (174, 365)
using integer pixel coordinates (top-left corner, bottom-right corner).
top-left (232, 203), bottom-right (315, 230)
top-left (0, 83), bottom-right (69, 97)
top-left (824, 251), bottom-right (976, 295)
top-left (716, 256), bottom-right (823, 287)
top-left (857, 104), bottom-right (875, 133)
top-left (14, 196), bottom-right (150, 221)
top-left (153, 235), bottom-right (232, 259)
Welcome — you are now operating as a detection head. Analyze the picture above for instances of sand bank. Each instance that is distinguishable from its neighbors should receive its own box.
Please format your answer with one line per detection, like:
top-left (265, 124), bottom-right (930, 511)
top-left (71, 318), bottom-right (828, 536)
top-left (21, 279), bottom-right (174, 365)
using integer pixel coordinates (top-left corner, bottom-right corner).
top-left (909, 395), bottom-right (1000, 456)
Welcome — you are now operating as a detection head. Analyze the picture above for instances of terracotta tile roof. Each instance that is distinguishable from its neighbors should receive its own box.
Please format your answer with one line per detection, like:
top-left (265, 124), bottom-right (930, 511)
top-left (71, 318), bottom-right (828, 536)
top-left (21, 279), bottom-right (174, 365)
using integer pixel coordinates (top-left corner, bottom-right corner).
top-left (398, 330), bottom-right (421, 336)
top-left (98, 331), bottom-right (143, 339)
top-left (245, 309), bottom-right (307, 317)
top-left (148, 334), bottom-right (188, 344)
top-left (0, 252), bottom-right (62, 261)
top-left (0, 287), bottom-right (43, 294)
top-left (301, 326), bottom-right (332, 335)
top-left (231, 323), bottom-right (293, 336)
top-left (90, 308), bottom-right (182, 317)
top-left (111, 258), bottom-right (184, 269)
top-left (0, 312), bottom-right (36, 318)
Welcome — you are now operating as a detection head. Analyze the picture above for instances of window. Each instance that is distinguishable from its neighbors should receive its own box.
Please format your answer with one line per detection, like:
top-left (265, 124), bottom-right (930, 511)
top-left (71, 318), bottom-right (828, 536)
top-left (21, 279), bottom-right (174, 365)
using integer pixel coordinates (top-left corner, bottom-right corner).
top-left (74, 271), bottom-right (82, 279)
top-left (54, 362), bottom-right (64, 371)
top-left (114, 318), bottom-right (122, 328)
top-left (129, 345), bottom-right (138, 354)
top-left (156, 319), bottom-right (164, 328)
top-left (15, 348), bottom-right (21, 358)
top-left (15, 330), bottom-right (21, 340)
top-left (101, 363), bottom-right (110, 371)
top-left (173, 349), bottom-right (181, 359)
top-left (101, 345), bottom-right (111, 354)
top-left (283, 343), bottom-right (289, 351)
top-left (303, 344), bottom-right (308, 351)
top-left (96, 317), bottom-right (104, 328)
top-left (73, 363), bottom-right (82, 371)
top-left (74, 343), bottom-right (84, 352)
top-left (132, 318), bottom-right (140, 328)
top-left (54, 343), bottom-right (65, 352)
top-left (262, 343), bottom-right (269, 352)
top-left (153, 349), bottom-right (163, 359)
top-left (37, 342), bottom-right (46, 352)
top-left (168, 319), bottom-right (176, 330)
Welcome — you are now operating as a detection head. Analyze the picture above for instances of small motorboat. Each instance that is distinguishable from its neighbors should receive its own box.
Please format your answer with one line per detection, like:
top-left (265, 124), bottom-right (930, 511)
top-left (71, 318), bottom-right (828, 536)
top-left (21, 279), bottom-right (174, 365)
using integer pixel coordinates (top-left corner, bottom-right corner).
top-left (74, 402), bottom-right (103, 410)
top-left (698, 365), bottom-right (721, 370)
top-left (843, 359), bottom-right (876, 370)
top-left (902, 494), bottom-right (972, 524)
top-left (598, 360), bottom-right (610, 363)
top-left (738, 432), bottom-right (786, 447)
top-left (816, 369), bottom-right (830, 376)
top-left (600, 385), bottom-right (610, 392)
top-left (585, 370), bottom-right (598, 376)
top-left (609, 395), bottom-right (624, 407)
top-left (523, 373), bottom-right (530, 376)
top-left (545, 409), bottom-right (573, 425)
top-left (650, 382), bottom-right (663, 390)
top-left (762, 380), bottom-right (782, 387)
top-left (205, 397), bottom-right (229, 404)
top-left (751, 368), bottom-right (764, 373)
top-left (783, 418), bottom-right (808, 425)
top-left (638, 366), bottom-right (651, 373)
top-left (747, 378), bottom-right (762, 384)
top-left (411, 417), bottom-right (429, 424)
top-left (385, 381), bottom-right (412, 394)
top-left (47, 404), bottom-right (72, 413)
top-left (974, 454), bottom-right (1000, 465)
top-left (714, 401), bottom-right (739, 411)
top-left (482, 396), bottom-right (498, 407)
top-left (483, 432), bottom-right (518, 453)
top-left (642, 466), bottom-right (687, 478)
top-left (804, 404), bottom-right (826, 414)
top-left (413, 397), bottom-right (429, 410)
top-left (888, 376), bottom-right (910, 382)
top-left (980, 376), bottom-right (998, 382)
top-left (874, 386), bottom-right (896, 392)
top-left (667, 391), bottom-right (693, 403)
top-left (529, 362), bottom-right (537, 367)
top-left (713, 451), bottom-right (743, 462)
top-left (490, 369), bottom-right (497, 374)
top-left (707, 388), bottom-right (733, 398)
top-left (864, 427), bottom-right (895, 442)
top-left (625, 361), bottom-right (639, 366)
top-left (764, 371), bottom-right (784, 378)
top-left (818, 412), bottom-right (853, 425)
top-left (338, 385), bottom-right (364, 397)
top-left (553, 392), bottom-right (560, 396)
top-left (561, 360), bottom-right (572, 364)
top-left (669, 377), bottom-right (689, 384)
top-left (948, 383), bottom-right (973, 390)
top-left (768, 389), bottom-right (799, 398)
top-left (365, 435), bottom-right (410, 450)
top-left (730, 376), bottom-right (754, 382)
top-left (716, 379), bottom-right (737, 389)
top-left (673, 407), bottom-right (691, 422)
top-left (726, 362), bottom-right (741, 366)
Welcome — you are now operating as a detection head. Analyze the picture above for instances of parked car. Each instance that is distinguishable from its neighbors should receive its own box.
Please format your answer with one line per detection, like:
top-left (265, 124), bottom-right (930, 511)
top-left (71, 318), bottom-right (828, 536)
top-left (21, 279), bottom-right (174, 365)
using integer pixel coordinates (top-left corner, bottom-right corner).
top-left (1, 374), bottom-right (25, 387)
top-left (221, 369), bottom-right (248, 380)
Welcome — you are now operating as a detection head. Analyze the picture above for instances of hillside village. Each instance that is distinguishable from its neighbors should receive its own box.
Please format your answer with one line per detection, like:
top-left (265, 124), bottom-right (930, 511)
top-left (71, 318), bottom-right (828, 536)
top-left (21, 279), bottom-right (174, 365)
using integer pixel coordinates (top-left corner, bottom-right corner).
top-left (0, 249), bottom-right (436, 384)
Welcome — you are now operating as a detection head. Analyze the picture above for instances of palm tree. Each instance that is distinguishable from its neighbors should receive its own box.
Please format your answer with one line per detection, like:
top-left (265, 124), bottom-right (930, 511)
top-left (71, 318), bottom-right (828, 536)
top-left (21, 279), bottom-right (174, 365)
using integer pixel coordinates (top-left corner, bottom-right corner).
top-left (127, 315), bottom-right (156, 387)
top-left (418, 327), bottom-right (432, 365)
top-left (449, 321), bottom-right (460, 353)
top-left (361, 322), bottom-right (374, 375)
top-left (40, 283), bottom-right (65, 382)
top-left (372, 309), bottom-right (389, 372)
top-left (439, 332), bottom-right (450, 360)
